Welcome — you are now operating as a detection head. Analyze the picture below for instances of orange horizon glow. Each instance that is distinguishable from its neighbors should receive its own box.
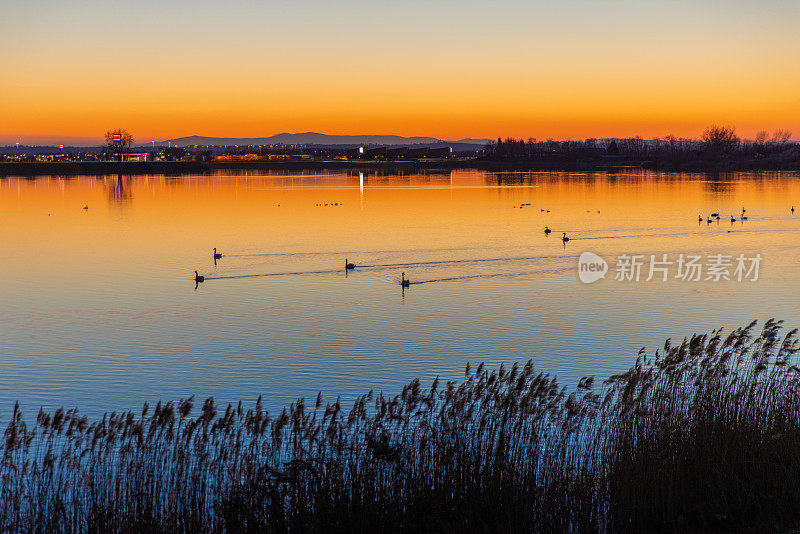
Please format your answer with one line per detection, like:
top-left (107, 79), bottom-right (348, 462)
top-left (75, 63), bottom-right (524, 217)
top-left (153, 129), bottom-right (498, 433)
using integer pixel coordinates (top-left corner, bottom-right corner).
top-left (2, 1), bottom-right (799, 145)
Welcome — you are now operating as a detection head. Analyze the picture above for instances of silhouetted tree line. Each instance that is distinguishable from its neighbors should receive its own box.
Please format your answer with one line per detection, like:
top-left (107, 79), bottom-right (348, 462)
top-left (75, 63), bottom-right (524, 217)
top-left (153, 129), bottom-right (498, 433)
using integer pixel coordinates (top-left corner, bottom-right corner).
top-left (481, 127), bottom-right (800, 170)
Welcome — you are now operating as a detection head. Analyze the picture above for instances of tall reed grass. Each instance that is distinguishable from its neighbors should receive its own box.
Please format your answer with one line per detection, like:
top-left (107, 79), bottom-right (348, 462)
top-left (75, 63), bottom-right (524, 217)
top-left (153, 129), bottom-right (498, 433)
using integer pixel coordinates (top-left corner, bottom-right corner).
top-left (2, 319), bottom-right (799, 532)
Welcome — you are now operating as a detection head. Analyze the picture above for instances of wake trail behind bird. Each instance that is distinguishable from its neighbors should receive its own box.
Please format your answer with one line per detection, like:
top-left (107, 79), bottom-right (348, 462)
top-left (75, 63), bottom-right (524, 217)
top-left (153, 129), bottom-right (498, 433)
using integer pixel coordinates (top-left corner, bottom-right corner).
top-left (199, 259), bottom-right (570, 284)
top-left (199, 225), bottom-right (796, 283)
top-left (572, 225), bottom-right (798, 241)
top-left (359, 254), bottom-right (565, 269)
top-left (410, 267), bottom-right (572, 285)
top-left (211, 224), bottom-right (797, 262)
top-left (204, 268), bottom-right (342, 280)
top-left (225, 255), bottom-right (567, 278)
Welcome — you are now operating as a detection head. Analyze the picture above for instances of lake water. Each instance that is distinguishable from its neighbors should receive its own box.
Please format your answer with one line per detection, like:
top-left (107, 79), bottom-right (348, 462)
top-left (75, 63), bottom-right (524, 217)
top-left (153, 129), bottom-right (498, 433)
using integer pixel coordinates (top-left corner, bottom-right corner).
top-left (2, 169), bottom-right (800, 418)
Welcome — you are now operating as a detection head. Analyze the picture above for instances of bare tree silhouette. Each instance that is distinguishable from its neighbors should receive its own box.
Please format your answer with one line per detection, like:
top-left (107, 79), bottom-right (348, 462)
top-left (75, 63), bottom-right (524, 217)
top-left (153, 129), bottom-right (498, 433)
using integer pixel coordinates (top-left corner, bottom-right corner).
top-left (772, 129), bottom-right (792, 144)
top-left (104, 129), bottom-right (135, 162)
top-left (702, 125), bottom-right (740, 153)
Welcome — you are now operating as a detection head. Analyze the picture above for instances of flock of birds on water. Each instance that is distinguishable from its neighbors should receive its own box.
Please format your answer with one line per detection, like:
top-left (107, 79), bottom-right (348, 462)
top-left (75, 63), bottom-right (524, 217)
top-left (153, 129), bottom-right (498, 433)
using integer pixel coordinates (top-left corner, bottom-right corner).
top-left (698, 206), bottom-right (752, 224)
top-left (194, 252), bottom-right (410, 287)
top-left (192, 204), bottom-right (797, 289)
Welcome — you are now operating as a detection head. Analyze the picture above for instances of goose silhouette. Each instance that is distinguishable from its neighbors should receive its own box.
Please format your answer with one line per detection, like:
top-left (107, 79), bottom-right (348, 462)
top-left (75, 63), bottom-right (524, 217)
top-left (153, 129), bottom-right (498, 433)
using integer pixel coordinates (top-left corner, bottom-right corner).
top-left (194, 270), bottom-right (205, 283)
top-left (213, 248), bottom-right (222, 260)
top-left (345, 258), bottom-right (356, 270)
top-left (401, 272), bottom-right (410, 287)
top-left (544, 226), bottom-right (552, 234)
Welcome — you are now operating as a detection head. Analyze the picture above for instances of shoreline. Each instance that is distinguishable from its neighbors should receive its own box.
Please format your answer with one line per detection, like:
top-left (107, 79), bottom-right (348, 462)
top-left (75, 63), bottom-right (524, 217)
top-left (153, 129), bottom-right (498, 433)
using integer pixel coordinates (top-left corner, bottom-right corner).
top-left (2, 158), bottom-right (800, 177)
top-left (0, 160), bottom-right (457, 177)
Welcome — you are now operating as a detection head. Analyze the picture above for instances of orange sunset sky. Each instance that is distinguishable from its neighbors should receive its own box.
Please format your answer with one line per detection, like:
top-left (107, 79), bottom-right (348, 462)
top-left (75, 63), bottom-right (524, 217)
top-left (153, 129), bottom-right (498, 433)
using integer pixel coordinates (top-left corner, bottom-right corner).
top-left (2, 0), bottom-right (799, 145)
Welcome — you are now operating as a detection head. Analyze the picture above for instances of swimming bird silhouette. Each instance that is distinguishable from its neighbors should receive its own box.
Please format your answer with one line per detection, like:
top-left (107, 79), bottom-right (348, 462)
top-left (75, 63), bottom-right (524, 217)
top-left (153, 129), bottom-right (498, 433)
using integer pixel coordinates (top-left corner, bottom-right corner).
top-left (213, 248), bottom-right (222, 260)
top-left (82, 205), bottom-right (88, 210)
top-left (562, 232), bottom-right (570, 243)
top-left (792, 206), bottom-right (795, 214)
top-left (345, 258), bottom-right (356, 270)
top-left (741, 215), bottom-right (748, 220)
top-left (544, 226), bottom-right (551, 234)
top-left (401, 272), bottom-right (410, 287)
top-left (711, 212), bottom-right (719, 217)
top-left (698, 215), bottom-right (703, 222)
top-left (194, 270), bottom-right (205, 283)
top-left (731, 216), bottom-right (736, 222)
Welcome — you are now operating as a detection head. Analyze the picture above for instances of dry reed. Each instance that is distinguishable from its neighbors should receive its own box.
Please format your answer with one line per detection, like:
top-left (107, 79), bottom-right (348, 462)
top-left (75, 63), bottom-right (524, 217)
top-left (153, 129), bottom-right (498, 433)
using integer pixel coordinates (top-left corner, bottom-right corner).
top-left (2, 319), bottom-right (799, 532)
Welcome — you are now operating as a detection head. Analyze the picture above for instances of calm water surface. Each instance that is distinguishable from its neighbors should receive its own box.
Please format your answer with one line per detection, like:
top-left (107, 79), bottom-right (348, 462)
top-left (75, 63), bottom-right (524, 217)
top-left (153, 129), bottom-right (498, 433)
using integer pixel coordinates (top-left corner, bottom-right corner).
top-left (2, 169), bottom-right (800, 417)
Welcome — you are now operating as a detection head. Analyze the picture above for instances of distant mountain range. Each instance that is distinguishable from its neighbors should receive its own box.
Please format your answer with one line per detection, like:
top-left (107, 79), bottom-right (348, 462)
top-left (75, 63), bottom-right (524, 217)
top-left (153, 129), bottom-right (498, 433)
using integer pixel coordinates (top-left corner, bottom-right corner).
top-left (144, 132), bottom-right (492, 148)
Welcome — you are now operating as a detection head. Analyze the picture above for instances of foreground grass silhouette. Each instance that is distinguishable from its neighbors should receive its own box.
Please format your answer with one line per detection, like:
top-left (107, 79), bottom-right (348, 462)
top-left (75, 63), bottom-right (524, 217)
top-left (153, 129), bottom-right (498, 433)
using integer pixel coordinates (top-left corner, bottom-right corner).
top-left (2, 319), bottom-right (800, 532)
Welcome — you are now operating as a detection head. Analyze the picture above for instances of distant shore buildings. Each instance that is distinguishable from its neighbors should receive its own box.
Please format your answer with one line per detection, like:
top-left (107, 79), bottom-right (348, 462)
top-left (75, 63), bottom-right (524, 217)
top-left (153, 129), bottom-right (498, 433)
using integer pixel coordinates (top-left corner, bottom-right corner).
top-left (346, 146), bottom-right (453, 160)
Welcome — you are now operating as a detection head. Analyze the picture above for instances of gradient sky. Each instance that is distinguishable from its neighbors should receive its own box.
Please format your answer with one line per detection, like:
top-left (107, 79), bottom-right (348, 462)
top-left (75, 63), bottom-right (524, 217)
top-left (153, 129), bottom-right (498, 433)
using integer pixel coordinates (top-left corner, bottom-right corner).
top-left (2, 0), bottom-right (799, 144)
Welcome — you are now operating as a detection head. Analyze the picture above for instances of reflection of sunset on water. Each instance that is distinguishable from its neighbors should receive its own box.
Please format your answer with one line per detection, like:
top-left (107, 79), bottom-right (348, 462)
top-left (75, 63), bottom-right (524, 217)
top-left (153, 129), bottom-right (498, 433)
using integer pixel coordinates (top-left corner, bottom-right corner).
top-left (1, 170), bottom-right (799, 416)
